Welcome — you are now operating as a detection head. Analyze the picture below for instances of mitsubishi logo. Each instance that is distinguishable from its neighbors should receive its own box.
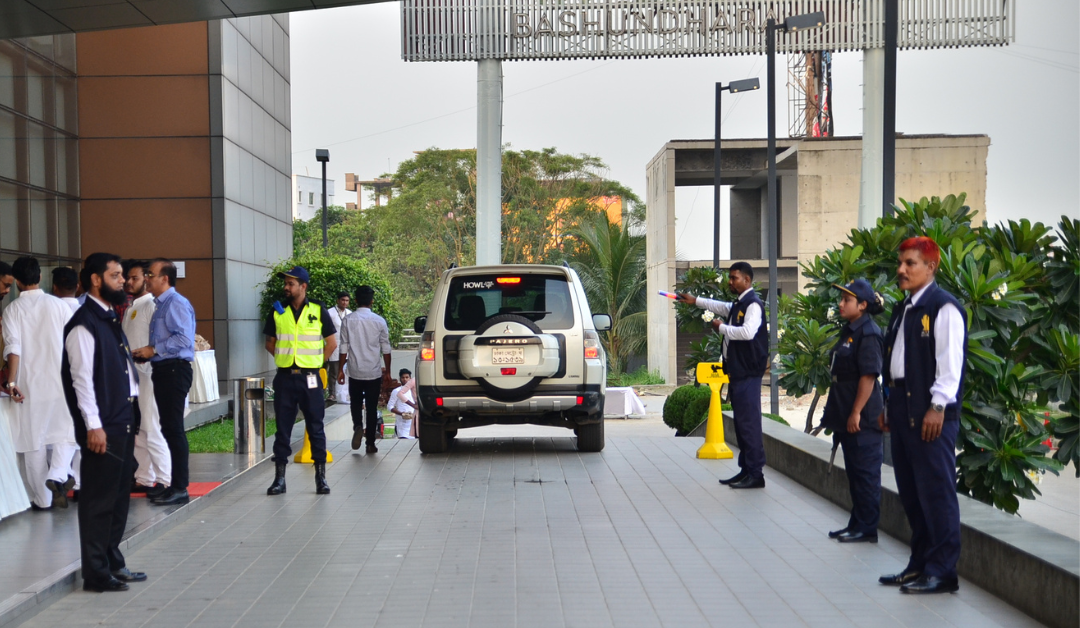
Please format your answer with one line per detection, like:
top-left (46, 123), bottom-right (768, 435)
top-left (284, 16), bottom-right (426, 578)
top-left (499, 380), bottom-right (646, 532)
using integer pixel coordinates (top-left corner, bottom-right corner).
top-left (502, 325), bottom-right (514, 334)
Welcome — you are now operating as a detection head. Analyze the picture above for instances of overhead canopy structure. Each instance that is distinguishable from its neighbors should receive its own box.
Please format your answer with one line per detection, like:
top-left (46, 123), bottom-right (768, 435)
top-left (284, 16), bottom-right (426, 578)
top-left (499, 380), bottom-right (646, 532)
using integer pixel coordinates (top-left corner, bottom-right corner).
top-left (402, 0), bottom-right (1014, 62)
top-left (0, 0), bottom-right (379, 39)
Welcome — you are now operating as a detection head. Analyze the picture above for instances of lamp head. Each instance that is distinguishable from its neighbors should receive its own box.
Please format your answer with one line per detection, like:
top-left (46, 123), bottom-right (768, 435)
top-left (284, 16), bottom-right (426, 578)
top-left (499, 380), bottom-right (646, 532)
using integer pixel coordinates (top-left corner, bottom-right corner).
top-left (782, 11), bottom-right (825, 32)
top-left (315, 149), bottom-right (330, 163)
top-left (727, 78), bottom-right (760, 93)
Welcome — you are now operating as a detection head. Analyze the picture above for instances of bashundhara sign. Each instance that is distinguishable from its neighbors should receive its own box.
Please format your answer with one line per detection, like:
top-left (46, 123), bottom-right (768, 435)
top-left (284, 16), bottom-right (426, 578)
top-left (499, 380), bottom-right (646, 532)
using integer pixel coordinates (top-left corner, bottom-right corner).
top-left (402, 0), bottom-right (1013, 62)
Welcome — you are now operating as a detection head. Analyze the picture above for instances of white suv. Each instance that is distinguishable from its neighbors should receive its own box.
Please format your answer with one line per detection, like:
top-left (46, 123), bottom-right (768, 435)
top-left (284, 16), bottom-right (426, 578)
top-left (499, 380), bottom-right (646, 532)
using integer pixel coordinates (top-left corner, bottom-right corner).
top-left (413, 264), bottom-right (611, 453)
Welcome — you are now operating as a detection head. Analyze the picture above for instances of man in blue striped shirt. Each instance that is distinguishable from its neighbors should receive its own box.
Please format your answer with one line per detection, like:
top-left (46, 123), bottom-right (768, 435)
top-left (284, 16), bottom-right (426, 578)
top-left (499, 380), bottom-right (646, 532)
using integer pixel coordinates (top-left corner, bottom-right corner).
top-left (132, 259), bottom-right (196, 507)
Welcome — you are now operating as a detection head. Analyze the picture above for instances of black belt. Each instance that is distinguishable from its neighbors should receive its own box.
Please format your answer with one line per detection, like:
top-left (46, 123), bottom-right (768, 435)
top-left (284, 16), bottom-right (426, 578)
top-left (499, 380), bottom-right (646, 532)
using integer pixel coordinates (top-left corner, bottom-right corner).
top-left (279, 367), bottom-right (320, 374)
top-left (888, 378), bottom-right (905, 388)
top-left (152, 358), bottom-right (189, 365)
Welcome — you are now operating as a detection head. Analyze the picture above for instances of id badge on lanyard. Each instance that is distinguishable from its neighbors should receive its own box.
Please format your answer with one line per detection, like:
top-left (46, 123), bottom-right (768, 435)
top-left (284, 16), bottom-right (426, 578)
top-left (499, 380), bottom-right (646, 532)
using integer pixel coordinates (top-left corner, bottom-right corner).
top-left (307, 373), bottom-right (318, 389)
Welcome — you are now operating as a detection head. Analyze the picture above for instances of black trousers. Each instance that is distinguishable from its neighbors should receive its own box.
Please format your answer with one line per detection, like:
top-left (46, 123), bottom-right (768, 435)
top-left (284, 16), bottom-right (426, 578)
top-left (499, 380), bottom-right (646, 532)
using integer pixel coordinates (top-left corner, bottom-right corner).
top-left (836, 430), bottom-right (883, 535)
top-left (348, 377), bottom-right (383, 443)
top-left (78, 420), bottom-right (135, 585)
top-left (728, 376), bottom-right (766, 478)
top-left (272, 370), bottom-right (327, 464)
top-left (151, 359), bottom-right (193, 491)
top-left (888, 386), bottom-right (961, 579)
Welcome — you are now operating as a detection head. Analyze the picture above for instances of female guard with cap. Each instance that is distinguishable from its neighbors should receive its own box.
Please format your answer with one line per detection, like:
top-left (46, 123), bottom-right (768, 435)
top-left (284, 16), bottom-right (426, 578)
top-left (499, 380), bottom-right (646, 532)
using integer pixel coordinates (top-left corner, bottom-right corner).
top-left (822, 279), bottom-right (885, 543)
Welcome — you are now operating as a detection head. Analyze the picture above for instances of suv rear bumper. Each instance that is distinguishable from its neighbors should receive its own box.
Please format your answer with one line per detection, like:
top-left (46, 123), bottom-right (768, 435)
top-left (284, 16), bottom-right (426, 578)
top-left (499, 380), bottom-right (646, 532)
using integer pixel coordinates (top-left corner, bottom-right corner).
top-left (417, 384), bottom-right (603, 425)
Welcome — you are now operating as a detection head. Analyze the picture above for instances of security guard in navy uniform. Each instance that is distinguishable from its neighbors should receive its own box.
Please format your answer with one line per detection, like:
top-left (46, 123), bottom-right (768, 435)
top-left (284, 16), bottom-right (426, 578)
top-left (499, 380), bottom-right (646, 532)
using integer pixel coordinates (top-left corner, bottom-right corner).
top-left (879, 237), bottom-right (967, 594)
top-left (263, 266), bottom-right (337, 497)
top-left (677, 261), bottom-right (769, 489)
top-left (821, 279), bottom-right (885, 544)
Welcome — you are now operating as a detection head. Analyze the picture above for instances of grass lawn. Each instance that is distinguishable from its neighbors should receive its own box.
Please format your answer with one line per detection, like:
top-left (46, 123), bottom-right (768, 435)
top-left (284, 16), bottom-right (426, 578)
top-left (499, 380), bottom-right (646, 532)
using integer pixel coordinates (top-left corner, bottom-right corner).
top-left (188, 417), bottom-right (279, 453)
top-left (607, 367), bottom-right (665, 387)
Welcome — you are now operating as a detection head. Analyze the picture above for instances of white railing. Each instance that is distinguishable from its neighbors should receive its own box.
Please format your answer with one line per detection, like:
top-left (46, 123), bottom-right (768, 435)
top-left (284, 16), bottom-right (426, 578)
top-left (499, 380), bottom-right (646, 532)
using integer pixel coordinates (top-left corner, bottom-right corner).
top-left (402, 0), bottom-right (1014, 61)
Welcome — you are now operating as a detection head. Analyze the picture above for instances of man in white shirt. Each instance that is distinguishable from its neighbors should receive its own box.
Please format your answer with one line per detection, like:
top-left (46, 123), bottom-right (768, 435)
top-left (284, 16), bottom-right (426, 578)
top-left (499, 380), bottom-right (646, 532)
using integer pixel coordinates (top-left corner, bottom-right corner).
top-left (62, 252), bottom-right (147, 592)
top-left (337, 286), bottom-right (392, 453)
top-left (676, 261), bottom-right (770, 489)
top-left (3, 257), bottom-right (77, 510)
top-left (877, 237), bottom-right (967, 595)
top-left (121, 260), bottom-right (170, 499)
top-left (326, 292), bottom-right (351, 402)
top-left (387, 369), bottom-right (415, 439)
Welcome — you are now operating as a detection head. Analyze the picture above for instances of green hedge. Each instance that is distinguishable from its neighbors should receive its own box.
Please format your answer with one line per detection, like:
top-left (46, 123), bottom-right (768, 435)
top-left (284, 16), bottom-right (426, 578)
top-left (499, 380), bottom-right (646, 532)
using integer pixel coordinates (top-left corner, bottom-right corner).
top-left (663, 384), bottom-right (731, 435)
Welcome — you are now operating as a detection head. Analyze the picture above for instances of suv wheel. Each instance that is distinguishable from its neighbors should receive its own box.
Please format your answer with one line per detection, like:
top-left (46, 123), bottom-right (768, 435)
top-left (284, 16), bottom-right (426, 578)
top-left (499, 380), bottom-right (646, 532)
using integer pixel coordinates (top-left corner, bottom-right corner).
top-left (465, 314), bottom-right (561, 402)
top-left (576, 420), bottom-right (604, 452)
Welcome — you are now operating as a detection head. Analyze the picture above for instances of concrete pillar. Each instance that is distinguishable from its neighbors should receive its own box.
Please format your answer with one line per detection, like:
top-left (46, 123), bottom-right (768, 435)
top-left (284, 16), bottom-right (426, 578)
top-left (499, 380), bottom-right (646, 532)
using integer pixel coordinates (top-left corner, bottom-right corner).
top-left (730, 188), bottom-right (762, 259)
top-left (859, 47), bottom-right (885, 230)
top-left (476, 59), bottom-right (503, 266)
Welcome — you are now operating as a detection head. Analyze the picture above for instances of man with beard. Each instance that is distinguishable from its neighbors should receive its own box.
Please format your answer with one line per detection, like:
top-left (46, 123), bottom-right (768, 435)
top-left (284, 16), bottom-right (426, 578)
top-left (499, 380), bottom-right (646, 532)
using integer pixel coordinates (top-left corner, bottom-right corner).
top-left (3, 256), bottom-right (77, 510)
top-left (121, 260), bottom-right (170, 499)
top-left (264, 266), bottom-right (336, 496)
top-left (62, 252), bottom-right (146, 591)
top-left (131, 259), bottom-right (195, 507)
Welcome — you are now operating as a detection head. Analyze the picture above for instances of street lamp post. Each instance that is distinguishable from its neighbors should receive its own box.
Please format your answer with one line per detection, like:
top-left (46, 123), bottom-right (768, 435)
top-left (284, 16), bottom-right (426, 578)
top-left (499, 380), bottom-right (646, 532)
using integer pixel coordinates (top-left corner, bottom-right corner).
top-left (713, 77), bottom-right (760, 270)
top-left (315, 149), bottom-right (330, 249)
top-left (766, 11), bottom-right (825, 415)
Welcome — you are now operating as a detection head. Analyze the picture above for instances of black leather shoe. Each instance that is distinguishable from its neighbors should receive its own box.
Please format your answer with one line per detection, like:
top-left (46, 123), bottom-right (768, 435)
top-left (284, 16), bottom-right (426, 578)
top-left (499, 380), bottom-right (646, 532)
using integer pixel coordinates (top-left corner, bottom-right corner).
top-left (45, 478), bottom-right (70, 509)
top-left (314, 462), bottom-right (330, 495)
top-left (131, 483), bottom-right (149, 494)
top-left (719, 470), bottom-right (748, 485)
top-left (729, 475), bottom-right (765, 489)
top-left (111, 568), bottom-right (147, 582)
top-left (828, 527), bottom-right (850, 539)
top-left (879, 569), bottom-right (922, 586)
top-left (151, 488), bottom-right (189, 506)
top-left (30, 502), bottom-right (52, 511)
top-left (900, 575), bottom-right (959, 594)
top-left (366, 440), bottom-right (378, 454)
top-left (83, 577), bottom-right (129, 592)
top-left (146, 483), bottom-right (168, 499)
top-left (837, 531), bottom-right (878, 543)
top-left (267, 462), bottom-right (287, 496)
top-left (351, 429), bottom-right (364, 450)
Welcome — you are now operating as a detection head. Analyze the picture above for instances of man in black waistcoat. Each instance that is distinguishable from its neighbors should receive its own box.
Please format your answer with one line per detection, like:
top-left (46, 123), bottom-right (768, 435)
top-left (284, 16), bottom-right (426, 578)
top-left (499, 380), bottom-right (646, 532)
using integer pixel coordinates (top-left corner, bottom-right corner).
top-left (878, 237), bottom-right (967, 594)
top-left (678, 261), bottom-right (770, 489)
top-left (61, 253), bottom-right (147, 592)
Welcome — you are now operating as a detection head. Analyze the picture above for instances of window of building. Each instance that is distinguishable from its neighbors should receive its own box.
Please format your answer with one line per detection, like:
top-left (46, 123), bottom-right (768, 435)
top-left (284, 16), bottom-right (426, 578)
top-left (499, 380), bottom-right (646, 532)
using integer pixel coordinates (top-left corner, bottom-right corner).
top-left (308, 192), bottom-right (314, 206)
top-left (298, 190), bottom-right (302, 203)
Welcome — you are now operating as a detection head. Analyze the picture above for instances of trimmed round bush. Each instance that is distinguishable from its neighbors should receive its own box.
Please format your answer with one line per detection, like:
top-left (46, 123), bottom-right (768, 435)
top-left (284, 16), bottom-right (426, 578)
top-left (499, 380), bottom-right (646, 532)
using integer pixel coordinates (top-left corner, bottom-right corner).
top-left (663, 384), bottom-right (711, 435)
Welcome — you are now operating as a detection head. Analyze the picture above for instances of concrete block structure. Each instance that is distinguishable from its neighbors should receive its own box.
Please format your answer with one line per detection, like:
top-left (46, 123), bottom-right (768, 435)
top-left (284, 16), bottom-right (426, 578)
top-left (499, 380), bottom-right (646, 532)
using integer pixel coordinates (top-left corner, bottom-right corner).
top-left (646, 134), bottom-right (989, 383)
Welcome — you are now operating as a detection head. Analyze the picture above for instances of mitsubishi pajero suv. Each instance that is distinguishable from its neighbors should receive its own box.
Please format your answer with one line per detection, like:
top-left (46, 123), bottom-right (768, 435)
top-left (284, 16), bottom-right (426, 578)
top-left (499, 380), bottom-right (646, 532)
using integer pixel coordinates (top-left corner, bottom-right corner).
top-left (413, 264), bottom-right (611, 453)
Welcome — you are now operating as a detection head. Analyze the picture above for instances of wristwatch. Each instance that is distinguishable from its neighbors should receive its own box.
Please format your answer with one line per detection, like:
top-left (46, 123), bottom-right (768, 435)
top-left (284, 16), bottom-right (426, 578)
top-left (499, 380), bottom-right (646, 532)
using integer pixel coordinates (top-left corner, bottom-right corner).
top-left (931, 403), bottom-right (945, 413)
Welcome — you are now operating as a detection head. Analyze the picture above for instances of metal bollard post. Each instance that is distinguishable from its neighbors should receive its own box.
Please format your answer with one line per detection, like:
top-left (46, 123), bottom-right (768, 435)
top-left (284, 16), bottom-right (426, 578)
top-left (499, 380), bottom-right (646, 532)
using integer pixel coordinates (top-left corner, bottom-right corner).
top-left (234, 377), bottom-right (266, 455)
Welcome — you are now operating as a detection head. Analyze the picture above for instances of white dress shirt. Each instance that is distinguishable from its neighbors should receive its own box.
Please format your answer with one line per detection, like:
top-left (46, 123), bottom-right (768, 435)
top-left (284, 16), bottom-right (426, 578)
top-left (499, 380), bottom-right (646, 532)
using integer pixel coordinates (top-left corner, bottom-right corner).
top-left (888, 282), bottom-right (965, 407)
top-left (327, 306), bottom-right (350, 362)
top-left (694, 288), bottom-right (763, 361)
top-left (66, 295), bottom-right (139, 431)
top-left (338, 307), bottom-right (391, 380)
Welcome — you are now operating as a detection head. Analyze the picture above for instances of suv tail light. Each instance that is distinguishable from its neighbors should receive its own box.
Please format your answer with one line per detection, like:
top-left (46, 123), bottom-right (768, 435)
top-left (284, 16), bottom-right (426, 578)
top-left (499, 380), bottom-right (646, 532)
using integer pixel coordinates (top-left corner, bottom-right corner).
top-left (420, 331), bottom-right (435, 361)
top-left (584, 330), bottom-right (602, 360)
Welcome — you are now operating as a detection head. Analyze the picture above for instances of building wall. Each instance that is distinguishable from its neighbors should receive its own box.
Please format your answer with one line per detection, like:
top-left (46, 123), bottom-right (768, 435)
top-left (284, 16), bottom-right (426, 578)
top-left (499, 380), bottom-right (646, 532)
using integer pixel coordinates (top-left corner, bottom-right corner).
top-left (645, 145), bottom-right (677, 383)
top-left (291, 173), bottom-right (335, 221)
top-left (0, 35), bottom-right (81, 292)
top-left (210, 15), bottom-right (293, 383)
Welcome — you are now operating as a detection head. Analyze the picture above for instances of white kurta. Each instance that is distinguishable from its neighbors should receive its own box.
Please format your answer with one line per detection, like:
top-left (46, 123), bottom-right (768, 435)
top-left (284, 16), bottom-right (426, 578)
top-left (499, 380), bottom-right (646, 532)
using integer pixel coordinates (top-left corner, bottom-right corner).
top-left (122, 293), bottom-right (171, 486)
top-left (2, 290), bottom-right (75, 452)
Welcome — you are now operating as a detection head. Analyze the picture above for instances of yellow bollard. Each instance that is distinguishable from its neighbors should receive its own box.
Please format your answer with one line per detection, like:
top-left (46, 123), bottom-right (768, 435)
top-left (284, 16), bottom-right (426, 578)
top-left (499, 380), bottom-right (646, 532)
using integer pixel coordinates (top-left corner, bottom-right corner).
top-left (696, 362), bottom-right (734, 459)
top-left (293, 367), bottom-right (334, 464)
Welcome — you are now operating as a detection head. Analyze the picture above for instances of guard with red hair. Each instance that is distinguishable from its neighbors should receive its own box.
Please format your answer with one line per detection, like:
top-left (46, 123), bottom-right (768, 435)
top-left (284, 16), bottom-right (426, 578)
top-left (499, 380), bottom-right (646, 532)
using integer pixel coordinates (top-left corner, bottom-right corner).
top-left (878, 236), bottom-right (967, 594)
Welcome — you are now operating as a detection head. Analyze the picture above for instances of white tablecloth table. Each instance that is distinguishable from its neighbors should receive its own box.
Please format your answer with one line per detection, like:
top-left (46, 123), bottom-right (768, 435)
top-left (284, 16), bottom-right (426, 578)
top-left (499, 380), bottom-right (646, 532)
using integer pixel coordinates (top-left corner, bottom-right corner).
top-left (190, 350), bottom-right (220, 404)
top-left (604, 386), bottom-right (647, 418)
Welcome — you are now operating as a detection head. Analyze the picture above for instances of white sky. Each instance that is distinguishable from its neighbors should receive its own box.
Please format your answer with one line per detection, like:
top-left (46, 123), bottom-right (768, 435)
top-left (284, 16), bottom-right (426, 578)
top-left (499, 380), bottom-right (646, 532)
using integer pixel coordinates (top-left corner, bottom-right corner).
top-left (289, 0), bottom-right (1079, 261)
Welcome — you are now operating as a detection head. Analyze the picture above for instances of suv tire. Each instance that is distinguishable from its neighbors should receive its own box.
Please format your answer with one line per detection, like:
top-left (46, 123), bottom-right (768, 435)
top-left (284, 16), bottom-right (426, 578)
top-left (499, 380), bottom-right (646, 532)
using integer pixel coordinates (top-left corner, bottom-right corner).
top-left (576, 420), bottom-right (604, 452)
top-left (468, 313), bottom-right (559, 402)
top-left (419, 418), bottom-right (448, 454)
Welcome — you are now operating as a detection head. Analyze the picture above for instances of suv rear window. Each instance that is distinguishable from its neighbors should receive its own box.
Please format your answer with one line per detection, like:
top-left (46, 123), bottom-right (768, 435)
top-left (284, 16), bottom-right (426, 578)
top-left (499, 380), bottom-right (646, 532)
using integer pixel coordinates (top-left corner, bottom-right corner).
top-left (444, 274), bottom-right (575, 331)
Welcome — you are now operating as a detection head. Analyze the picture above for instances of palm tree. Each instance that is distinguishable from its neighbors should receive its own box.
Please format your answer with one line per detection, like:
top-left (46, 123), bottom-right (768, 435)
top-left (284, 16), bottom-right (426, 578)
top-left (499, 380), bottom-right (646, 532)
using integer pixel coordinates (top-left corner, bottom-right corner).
top-left (570, 212), bottom-right (647, 374)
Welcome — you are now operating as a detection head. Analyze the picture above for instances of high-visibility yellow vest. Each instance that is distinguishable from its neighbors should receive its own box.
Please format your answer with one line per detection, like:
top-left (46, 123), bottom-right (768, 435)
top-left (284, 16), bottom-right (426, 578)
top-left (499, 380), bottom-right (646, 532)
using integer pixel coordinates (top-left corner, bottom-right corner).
top-left (274, 302), bottom-right (325, 369)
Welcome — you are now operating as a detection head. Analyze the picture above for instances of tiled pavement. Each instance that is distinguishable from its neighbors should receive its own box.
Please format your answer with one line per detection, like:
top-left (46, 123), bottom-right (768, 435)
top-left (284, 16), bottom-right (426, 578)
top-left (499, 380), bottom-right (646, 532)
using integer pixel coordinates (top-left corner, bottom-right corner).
top-left (17, 434), bottom-right (1044, 628)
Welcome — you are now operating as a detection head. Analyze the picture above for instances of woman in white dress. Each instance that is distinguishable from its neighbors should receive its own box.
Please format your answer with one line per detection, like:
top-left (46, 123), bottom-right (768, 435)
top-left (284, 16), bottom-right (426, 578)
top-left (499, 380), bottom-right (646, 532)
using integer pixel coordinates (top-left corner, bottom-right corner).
top-left (0, 395), bottom-right (31, 519)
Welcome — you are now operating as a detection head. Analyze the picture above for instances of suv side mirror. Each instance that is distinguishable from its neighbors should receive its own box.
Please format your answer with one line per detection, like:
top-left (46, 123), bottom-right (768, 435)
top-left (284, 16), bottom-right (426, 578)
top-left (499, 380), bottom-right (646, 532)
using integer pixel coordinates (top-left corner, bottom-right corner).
top-left (592, 314), bottom-right (612, 331)
top-left (413, 316), bottom-right (427, 334)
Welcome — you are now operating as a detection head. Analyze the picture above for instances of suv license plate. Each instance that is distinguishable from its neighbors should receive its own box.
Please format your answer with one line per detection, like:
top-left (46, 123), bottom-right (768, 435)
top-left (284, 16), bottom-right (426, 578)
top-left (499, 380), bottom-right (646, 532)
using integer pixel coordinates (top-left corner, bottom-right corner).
top-left (491, 347), bottom-right (525, 364)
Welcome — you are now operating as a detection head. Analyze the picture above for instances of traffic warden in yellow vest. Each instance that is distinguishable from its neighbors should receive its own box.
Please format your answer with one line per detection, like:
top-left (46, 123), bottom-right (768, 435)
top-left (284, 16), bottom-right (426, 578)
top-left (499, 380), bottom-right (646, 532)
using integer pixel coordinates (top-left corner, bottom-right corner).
top-left (263, 266), bottom-right (337, 496)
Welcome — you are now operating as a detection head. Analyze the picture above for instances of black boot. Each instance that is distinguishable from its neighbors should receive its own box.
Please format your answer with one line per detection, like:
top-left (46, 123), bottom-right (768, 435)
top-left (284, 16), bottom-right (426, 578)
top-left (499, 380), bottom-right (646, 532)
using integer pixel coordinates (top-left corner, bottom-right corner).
top-left (314, 462), bottom-right (330, 495)
top-left (267, 461), bottom-right (287, 496)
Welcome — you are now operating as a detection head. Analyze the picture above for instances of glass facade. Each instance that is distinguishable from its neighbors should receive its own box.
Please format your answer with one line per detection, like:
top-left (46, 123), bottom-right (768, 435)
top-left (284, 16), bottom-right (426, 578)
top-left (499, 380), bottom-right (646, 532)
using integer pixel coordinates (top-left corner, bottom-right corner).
top-left (0, 35), bottom-right (80, 273)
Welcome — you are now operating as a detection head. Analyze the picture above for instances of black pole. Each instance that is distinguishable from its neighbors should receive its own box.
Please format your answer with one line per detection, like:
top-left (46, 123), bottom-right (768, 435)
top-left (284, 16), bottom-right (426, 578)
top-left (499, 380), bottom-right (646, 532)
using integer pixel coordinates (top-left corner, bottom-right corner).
top-left (883, 0), bottom-right (897, 217)
top-left (321, 160), bottom-right (328, 249)
top-left (713, 82), bottom-right (722, 270)
top-left (766, 19), bottom-right (779, 416)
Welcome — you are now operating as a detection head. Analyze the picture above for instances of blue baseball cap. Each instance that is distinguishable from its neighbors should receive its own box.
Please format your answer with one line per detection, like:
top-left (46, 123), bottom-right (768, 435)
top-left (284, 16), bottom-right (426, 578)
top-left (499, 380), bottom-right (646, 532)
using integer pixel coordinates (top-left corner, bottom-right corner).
top-left (278, 266), bottom-right (310, 285)
top-left (834, 279), bottom-right (875, 304)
